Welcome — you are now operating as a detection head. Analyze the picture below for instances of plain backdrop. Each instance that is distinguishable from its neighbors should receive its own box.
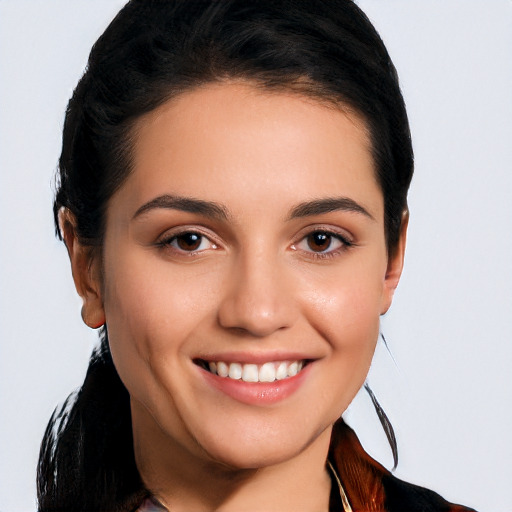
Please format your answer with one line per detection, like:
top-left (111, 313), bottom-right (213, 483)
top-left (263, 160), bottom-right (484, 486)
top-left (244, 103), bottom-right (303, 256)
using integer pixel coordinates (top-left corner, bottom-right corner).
top-left (1, 1), bottom-right (511, 511)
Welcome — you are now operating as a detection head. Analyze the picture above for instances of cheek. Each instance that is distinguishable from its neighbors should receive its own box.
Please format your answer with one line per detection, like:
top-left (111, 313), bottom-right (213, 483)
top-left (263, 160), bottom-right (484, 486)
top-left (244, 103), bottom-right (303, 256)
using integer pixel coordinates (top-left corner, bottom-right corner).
top-left (301, 263), bottom-right (384, 347)
top-left (101, 250), bottom-right (221, 395)
top-left (291, 268), bottom-right (383, 421)
top-left (299, 260), bottom-right (385, 397)
top-left (104, 252), bottom-right (215, 339)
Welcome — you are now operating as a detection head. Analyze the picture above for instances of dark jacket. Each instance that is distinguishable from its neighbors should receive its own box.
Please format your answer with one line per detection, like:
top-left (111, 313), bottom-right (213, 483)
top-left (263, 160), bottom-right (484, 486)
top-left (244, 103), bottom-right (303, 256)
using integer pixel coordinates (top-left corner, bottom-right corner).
top-left (328, 419), bottom-right (477, 512)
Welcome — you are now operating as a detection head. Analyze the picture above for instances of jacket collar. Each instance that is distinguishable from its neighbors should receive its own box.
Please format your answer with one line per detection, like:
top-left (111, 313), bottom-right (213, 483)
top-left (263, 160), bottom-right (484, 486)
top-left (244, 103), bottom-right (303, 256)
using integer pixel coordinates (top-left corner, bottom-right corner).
top-left (328, 418), bottom-right (388, 511)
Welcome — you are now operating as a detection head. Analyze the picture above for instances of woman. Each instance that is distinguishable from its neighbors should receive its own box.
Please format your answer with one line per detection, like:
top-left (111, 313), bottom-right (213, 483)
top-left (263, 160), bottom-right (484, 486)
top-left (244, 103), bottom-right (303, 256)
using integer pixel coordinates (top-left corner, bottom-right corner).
top-left (37, 1), bottom-right (477, 511)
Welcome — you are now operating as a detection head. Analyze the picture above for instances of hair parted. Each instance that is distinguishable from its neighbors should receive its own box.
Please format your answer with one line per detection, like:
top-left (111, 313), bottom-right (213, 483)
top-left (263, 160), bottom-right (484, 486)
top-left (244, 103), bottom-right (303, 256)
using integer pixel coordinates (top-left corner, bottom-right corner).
top-left (41, 1), bottom-right (413, 510)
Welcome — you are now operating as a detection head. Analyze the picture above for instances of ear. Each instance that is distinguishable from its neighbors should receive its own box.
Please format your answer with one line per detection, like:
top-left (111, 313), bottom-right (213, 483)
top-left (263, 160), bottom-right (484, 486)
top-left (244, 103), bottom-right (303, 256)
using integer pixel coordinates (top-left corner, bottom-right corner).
top-left (59, 208), bottom-right (106, 329)
top-left (380, 211), bottom-right (408, 315)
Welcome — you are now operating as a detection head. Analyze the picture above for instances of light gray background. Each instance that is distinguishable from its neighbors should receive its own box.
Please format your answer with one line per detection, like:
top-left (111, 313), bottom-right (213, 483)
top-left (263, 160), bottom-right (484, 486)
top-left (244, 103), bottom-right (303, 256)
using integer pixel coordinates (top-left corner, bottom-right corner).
top-left (1, 1), bottom-right (511, 511)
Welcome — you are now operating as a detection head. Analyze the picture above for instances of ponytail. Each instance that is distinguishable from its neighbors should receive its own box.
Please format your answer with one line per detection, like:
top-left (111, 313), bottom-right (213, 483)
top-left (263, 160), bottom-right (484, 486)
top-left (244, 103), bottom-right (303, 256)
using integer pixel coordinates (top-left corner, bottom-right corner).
top-left (37, 331), bottom-right (149, 511)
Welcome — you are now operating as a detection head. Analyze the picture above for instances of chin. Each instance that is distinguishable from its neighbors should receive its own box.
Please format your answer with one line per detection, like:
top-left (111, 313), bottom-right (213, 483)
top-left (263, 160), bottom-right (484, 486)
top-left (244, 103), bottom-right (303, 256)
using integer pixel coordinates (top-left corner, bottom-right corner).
top-left (202, 436), bottom-right (309, 470)
top-left (191, 415), bottom-right (330, 471)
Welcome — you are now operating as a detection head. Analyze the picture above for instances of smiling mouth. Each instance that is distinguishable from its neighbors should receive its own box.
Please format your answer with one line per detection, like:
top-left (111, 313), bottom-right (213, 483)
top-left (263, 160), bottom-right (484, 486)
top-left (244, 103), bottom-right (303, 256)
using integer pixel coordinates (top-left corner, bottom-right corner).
top-left (195, 359), bottom-right (309, 383)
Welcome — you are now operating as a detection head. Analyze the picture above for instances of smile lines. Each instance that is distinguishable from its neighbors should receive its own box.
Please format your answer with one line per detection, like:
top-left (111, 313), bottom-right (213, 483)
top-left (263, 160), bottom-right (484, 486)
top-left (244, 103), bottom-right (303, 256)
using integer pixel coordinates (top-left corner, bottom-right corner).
top-left (201, 360), bottom-right (306, 383)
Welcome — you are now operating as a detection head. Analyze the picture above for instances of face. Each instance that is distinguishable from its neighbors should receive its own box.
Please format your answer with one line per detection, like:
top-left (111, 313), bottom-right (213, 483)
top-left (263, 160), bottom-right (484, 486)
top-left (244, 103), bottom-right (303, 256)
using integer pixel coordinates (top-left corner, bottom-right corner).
top-left (71, 82), bottom-right (405, 470)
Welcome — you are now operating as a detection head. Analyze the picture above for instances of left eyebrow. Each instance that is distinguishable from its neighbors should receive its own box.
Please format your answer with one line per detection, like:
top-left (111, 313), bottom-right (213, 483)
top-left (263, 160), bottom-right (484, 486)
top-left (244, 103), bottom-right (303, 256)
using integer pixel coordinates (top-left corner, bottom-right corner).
top-left (287, 197), bottom-right (375, 221)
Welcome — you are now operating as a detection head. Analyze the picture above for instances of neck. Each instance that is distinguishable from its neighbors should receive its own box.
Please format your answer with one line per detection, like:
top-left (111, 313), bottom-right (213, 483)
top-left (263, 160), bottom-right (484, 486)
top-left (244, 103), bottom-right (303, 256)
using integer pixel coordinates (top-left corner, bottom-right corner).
top-left (132, 399), bottom-right (333, 512)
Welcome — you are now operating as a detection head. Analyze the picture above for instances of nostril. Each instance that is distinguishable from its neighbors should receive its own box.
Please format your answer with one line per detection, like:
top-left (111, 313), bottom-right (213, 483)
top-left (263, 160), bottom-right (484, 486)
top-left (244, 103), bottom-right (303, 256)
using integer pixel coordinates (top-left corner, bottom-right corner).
top-left (217, 307), bottom-right (294, 338)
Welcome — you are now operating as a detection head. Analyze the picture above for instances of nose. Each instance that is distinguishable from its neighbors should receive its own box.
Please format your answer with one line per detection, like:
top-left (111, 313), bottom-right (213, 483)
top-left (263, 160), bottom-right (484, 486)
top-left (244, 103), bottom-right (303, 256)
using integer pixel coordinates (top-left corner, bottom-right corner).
top-left (217, 250), bottom-right (297, 338)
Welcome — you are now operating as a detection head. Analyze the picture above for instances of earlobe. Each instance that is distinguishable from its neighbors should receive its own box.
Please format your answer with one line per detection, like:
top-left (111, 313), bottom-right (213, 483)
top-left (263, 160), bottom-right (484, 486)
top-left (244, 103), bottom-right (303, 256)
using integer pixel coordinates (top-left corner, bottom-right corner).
top-left (59, 208), bottom-right (106, 329)
top-left (381, 211), bottom-right (408, 315)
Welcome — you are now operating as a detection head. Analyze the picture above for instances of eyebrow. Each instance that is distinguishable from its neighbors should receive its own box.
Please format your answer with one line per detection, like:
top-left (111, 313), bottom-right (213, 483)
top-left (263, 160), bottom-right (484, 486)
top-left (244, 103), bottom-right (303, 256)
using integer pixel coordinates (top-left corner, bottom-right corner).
top-left (132, 194), bottom-right (374, 223)
top-left (132, 194), bottom-right (229, 221)
top-left (287, 197), bottom-right (375, 221)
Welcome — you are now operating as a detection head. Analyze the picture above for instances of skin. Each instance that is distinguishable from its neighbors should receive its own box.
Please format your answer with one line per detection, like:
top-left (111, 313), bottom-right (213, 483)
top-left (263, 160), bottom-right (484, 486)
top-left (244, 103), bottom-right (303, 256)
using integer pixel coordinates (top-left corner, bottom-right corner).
top-left (63, 82), bottom-right (407, 511)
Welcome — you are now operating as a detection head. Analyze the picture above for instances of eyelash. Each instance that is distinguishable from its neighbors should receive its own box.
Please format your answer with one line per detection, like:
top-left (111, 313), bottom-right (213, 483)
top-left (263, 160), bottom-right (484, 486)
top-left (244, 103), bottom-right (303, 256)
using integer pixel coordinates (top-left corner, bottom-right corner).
top-left (155, 227), bottom-right (354, 259)
top-left (291, 229), bottom-right (354, 260)
top-left (156, 229), bottom-right (218, 255)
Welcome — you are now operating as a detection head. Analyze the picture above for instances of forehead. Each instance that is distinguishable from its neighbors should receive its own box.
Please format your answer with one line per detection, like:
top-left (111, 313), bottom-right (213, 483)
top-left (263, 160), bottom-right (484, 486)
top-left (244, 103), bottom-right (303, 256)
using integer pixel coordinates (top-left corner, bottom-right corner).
top-left (116, 82), bottom-right (382, 220)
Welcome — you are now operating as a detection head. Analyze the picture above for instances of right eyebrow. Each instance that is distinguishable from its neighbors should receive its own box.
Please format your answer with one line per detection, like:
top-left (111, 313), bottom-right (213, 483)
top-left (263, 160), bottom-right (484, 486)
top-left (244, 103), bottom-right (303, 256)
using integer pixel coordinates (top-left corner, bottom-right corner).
top-left (132, 194), bottom-right (230, 221)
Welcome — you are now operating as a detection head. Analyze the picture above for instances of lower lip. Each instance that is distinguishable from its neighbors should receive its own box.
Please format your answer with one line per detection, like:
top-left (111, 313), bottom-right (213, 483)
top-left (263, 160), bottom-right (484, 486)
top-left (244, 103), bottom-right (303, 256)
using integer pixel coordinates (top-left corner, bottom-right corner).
top-left (198, 363), bottom-right (313, 406)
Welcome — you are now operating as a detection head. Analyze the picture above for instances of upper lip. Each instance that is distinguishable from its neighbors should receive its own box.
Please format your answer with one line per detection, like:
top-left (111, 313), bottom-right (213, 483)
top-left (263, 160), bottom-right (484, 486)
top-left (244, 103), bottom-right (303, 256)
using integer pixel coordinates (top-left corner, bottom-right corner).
top-left (193, 350), bottom-right (319, 365)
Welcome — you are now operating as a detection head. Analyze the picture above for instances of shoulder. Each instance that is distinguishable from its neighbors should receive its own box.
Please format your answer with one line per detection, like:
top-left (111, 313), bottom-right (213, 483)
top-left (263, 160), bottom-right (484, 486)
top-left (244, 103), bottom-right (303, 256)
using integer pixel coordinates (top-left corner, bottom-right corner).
top-left (381, 472), bottom-right (477, 512)
top-left (329, 419), bottom-right (477, 512)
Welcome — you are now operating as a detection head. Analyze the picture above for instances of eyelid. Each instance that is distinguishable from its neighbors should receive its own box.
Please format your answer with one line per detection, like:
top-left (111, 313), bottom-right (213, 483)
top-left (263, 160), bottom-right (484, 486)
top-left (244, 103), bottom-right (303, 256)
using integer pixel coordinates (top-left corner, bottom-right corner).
top-left (290, 225), bottom-right (355, 259)
top-left (155, 225), bottom-right (222, 253)
top-left (292, 224), bottom-right (354, 244)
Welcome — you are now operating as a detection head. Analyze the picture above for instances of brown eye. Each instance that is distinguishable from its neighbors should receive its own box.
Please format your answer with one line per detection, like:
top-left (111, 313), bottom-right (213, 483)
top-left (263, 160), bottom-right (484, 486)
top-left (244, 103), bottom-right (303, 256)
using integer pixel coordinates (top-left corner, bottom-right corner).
top-left (159, 231), bottom-right (216, 253)
top-left (306, 231), bottom-right (333, 252)
top-left (293, 229), bottom-right (350, 258)
top-left (176, 232), bottom-right (202, 251)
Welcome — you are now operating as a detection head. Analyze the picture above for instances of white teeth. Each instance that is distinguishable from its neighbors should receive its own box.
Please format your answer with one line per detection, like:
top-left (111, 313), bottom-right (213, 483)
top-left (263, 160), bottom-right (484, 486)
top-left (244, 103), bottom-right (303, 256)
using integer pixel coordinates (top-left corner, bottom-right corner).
top-left (259, 362), bottom-right (276, 382)
top-left (206, 360), bottom-right (305, 382)
top-left (276, 362), bottom-right (288, 380)
top-left (242, 364), bottom-right (259, 382)
top-left (217, 361), bottom-right (229, 377)
top-left (287, 361), bottom-right (298, 377)
top-left (228, 362), bottom-right (242, 380)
